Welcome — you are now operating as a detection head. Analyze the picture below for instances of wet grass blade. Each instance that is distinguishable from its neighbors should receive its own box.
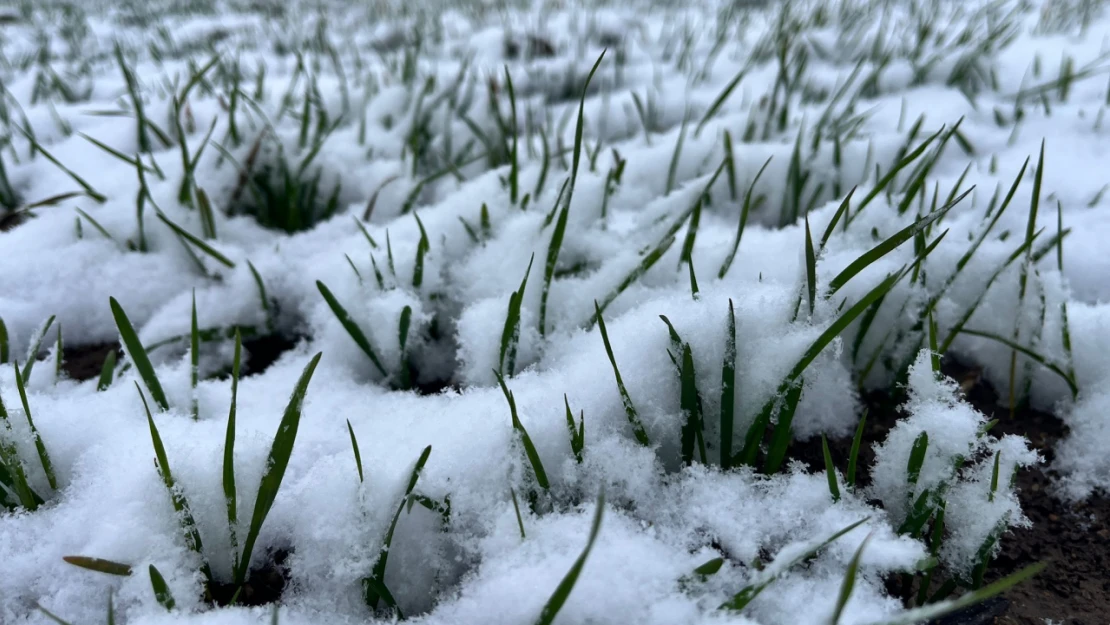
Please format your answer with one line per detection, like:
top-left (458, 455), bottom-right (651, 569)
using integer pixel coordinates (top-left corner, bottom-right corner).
top-left (14, 364), bottom-right (56, 489)
top-left (236, 352), bottom-right (322, 584)
top-left (20, 314), bottom-right (56, 383)
top-left (62, 556), bottom-right (132, 576)
top-left (224, 330), bottom-right (241, 574)
top-left (347, 419), bottom-right (364, 483)
top-left (149, 565), bottom-right (175, 610)
top-left (316, 281), bottom-right (388, 377)
top-left (534, 491), bottom-right (605, 625)
top-left (495, 371), bottom-right (550, 490)
top-left (720, 299), bottom-right (736, 469)
top-left (136, 383), bottom-right (211, 583)
top-left (594, 302), bottom-right (650, 446)
top-left (111, 298), bottom-right (168, 411)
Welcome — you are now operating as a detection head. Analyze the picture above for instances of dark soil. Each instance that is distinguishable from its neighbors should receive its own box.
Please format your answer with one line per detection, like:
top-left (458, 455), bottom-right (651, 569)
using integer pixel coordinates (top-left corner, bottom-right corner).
top-left (794, 357), bottom-right (1110, 624)
top-left (205, 548), bottom-right (292, 607)
top-left (61, 342), bottom-right (119, 381)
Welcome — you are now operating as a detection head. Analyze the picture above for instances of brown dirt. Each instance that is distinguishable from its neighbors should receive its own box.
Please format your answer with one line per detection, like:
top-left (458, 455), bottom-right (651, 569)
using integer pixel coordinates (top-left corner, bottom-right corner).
top-left (792, 357), bottom-right (1110, 624)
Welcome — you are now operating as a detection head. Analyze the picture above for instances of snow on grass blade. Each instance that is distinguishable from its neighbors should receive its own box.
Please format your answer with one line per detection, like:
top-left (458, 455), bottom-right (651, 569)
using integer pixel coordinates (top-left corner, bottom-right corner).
top-left (14, 364), bottom-right (56, 489)
top-left (149, 565), bottom-right (175, 611)
top-left (111, 298), bottom-right (168, 411)
top-left (62, 556), bottom-right (132, 576)
top-left (20, 314), bottom-right (55, 383)
top-left (720, 299), bottom-right (736, 470)
top-left (500, 255), bottom-right (534, 377)
top-left (594, 302), bottom-right (650, 446)
top-left (495, 371), bottom-right (550, 491)
top-left (534, 490), bottom-right (605, 625)
top-left (721, 517), bottom-right (869, 612)
top-left (136, 383), bottom-right (212, 583)
top-left (316, 281), bottom-right (388, 377)
top-left (224, 331), bottom-right (241, 574)
top-left (863, 564), bottom-right (1044, 625)
top-left (235, 352), bottom-right (322, 585)
top-left (0, 390), bottom-right (40, 510)
top-left (363, 444), bottom-right (432, 613)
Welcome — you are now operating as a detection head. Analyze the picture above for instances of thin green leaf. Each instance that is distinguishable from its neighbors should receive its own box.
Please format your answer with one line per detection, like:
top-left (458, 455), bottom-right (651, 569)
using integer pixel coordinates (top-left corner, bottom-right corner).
top-left (20, 314), bottom-right (56, 383)
top-left (316, 281), bottom-right (388, 377)
top-left (224, 330), bottom-right (241, 574)
top-left (347, 419), bottom-right (364, 483)
top-left (830, 534), bottom-right (871, 625)
top-left (96, 350), bottom-right (116, 391)
top-left (14, 364), bottom-right (56, 489)
top-left (822, 435), bottom-right (840, 502)
top-left (149, 565), bottom-right (176, 610)
top-left (534, 491), bottom-right (605, 625)
top-left (594, 302), bottom-right (650, 446)
top-left (111, 298), bottom-right (168, 411)
top-left (155, 212), bottom-right (236, 269)
top-left (62, 556), bottom-right (133, 577)
top-left (720, 299), bottom-right (736, 470)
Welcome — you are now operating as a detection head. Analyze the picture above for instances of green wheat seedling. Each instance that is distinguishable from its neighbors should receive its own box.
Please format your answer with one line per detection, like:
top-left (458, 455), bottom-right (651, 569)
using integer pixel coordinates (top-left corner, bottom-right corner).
top-left (594, 302), bottom-right (650, 446)
top-left (111, 297), bottom-right (170, 411)
top-left (316, 280), bottom-right (389, 378)
top-left (0, 371), bottom-right (49, 510)
top-left (495, 371), bottom-right (550, 500)
top-left (20, 314), bottom-right (56, 384)
top-left (499, 255), bottom-right (534, 378)
top-left (533, 490), bottom-right (605, 625)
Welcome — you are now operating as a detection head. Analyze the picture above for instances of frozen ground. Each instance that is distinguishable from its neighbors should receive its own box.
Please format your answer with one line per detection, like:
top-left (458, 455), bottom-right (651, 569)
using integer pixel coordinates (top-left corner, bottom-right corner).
top-left (0, 0), bottom-right (1108, 623)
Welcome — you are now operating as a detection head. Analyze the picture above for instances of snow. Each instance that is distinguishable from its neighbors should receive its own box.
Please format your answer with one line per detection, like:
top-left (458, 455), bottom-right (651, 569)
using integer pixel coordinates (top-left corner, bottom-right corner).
top-left (2, 0), bottom-right (1110, 622)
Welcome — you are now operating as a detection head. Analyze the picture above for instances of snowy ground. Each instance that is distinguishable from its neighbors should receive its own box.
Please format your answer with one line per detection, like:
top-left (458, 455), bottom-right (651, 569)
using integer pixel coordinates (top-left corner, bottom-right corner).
top-left (1, 0), bottom-right (1109, 623)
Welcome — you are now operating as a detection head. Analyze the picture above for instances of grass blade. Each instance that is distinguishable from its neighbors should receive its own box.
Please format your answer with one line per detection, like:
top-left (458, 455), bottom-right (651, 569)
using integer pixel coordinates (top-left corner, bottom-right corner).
top-left (720, 299), bottom-right (736, 469)
top-left (864, 564), bottom-right (1044, 625)
top-left (97, 351), bottom-right (116, 391)
top-left (190, 291), bottom-right (199, 421)
top-left (830, 534), bottom-right (871, 625)
top-left (149, 565), bottom-right (176, 610)
top-left (719, 156), bottom-right (772, 278)
top-left (679, 343), bottom-right (701, 466)
top-left (155, 213), bottom-right (236, 269)
top-left (594, 302), bottom-right (650, 446)
top-left (822, 435), bottom-right (840, 502)
top-left (0, 318), bottom-right (7, 364)
top-left (846, 410), bottom-right (867, 489)
top-left (501, 255), bottom-right (534, 377)
top-left (316, 281), bottom-right (388, 377)
top-left (62, 556), bottom-right (132, 576)
top-left (495, 371), bottom-right (550, 490)
top-left (959, 328), bottom-right (1078, 398)
top-left (347, 419), bottom-right (364, 483)
top-left (224, 330), bottom-right (241, 574)
top-left (20, 314), bottom-right (56, 383)
top-left (14, 364), bottom-right (56, 489)
top-left (111, 298), bottom-right (169, 411)
top-left (534, 491), bottom-right (605, 625)
top-left (236, 352), bottom-right (322, 584)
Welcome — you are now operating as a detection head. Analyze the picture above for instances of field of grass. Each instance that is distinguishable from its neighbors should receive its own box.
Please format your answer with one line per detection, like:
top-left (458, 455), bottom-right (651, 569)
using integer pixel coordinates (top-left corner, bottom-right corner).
top-left (1, 0), bottom-right (1109, 623)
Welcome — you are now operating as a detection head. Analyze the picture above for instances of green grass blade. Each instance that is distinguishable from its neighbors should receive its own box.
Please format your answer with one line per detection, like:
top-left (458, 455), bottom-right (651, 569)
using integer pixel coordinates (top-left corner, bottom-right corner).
top-left (347, 419), bottom-right (364, 483)
top-left (822, 435), bottom-right (840, 502)
top-left (62, 556), bottom-right (133, 576)
top-left (501, 255), bottom-right (534, 377)
top-left (20, 314), bottom-right (56, 383)
top-left (224, 330), bottom-right (241, 574)
top-left (534, 491), bottom-right (605, 625)
top-left (246, 261), bottom-right (274, 333)
top-left (907, 432), bottom-right (928, 488)
top-left (35, 604), bottom-right (74, 625)
top-left (14, 364), bottom-right (56, 489)
top-left (495, 371), bottom-right (550, 490)
top-left (696, 66), bottom-right (749, 136)
top-left (0, 318), bottom-right (7, 364)
top-left (149, 565), bottom-right (176, 610)
top-left (236, 352), bottom-right (322, 584)
top-left (721, 517), bottom-right (869, 611)
top-left (594, 302), bottom-right (650, 446)
top-left (136, 383), bottom-right (211, 582)
top-left (805, 215), bottom-right (817, 317)
top-left (111, 298), bottom-right (168, 411)
top-left (511, 487), bottom-right (526, 539)
top-left (864, 564), bottom-right (1044, 625)
top-left (97, 351), bottom-right (116, 392)
top-left (719, 156), bottom-right (772, 279)
top-left (830, 534), bottom-right (871, 625)
top-left (846, 410), bottom-right (867, 489)
top-left (15, 125), bottom-right (106, 203)
top-left (959, 328), bottom-right (1078, 398)
top-left (720, 299), bottom-right (736, 470)
top-left (364, 445), bottom-right (432, 610)
top-left (564, 394), bottom-right (584, 463)
top-left (679, 343), bottom-right (700, 466)
top-left (316, 281), bottom-right (388, 377)
top-left (190, 291), bottom-right (199, 421)
top-left (0, 391), bottom-right (40, 509)
top-left (540, 199), bottom-right (569, 338)
top-left (155, 213), bottom-right (236, 269)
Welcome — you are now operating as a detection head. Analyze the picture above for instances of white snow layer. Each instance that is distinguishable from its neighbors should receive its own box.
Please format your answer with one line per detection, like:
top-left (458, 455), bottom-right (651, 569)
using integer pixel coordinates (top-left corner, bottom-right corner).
top-left (1, 0), bottom-right (1108, 623)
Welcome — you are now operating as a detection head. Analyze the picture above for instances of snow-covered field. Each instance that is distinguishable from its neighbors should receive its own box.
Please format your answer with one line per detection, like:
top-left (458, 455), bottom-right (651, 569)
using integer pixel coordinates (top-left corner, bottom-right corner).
top-left (1, 0), bottom-right (1108, 622)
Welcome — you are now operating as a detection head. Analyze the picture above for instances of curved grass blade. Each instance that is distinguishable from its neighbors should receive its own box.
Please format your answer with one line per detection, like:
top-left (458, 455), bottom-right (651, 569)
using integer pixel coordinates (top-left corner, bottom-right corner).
top-left (958, 328), bottom-right (1078, 398)
top-left (347, 419), bottom-right (364, 483)
top-left (136, 383), bottom-right (211, 582)
top-left (594, 302), bottom-right (649, 446)
top-left (534, 491), bottom-right (605, 625)
top-left (20, 314), bottom-right (56, 383)
top-left (236, 352), bottom-right (322, 584)
top-left (111, 298), bottom-right (169, 411)
top-left (719, 156), bottom-right (772, 279)
top-left (149, 565), bottom-right (176, 610)
top-left (316, 281), bottom-right (388, 377)
top-left (96, 351), bottom-right (116, 391)
top-left (495, 371), bottom-right (550, 490)
top-left (500, 255), bottom-right (534, 377)
top-left (14, 364), bottom-right (56, 489)
top-left (155, 213), bottom-right (235, 269)
top-left (364, 445), bottom-right (432, 611)
top-left (62, 556), bottom-right (132, 576)
top-left (863, 563), bottom-right (1044, 625)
